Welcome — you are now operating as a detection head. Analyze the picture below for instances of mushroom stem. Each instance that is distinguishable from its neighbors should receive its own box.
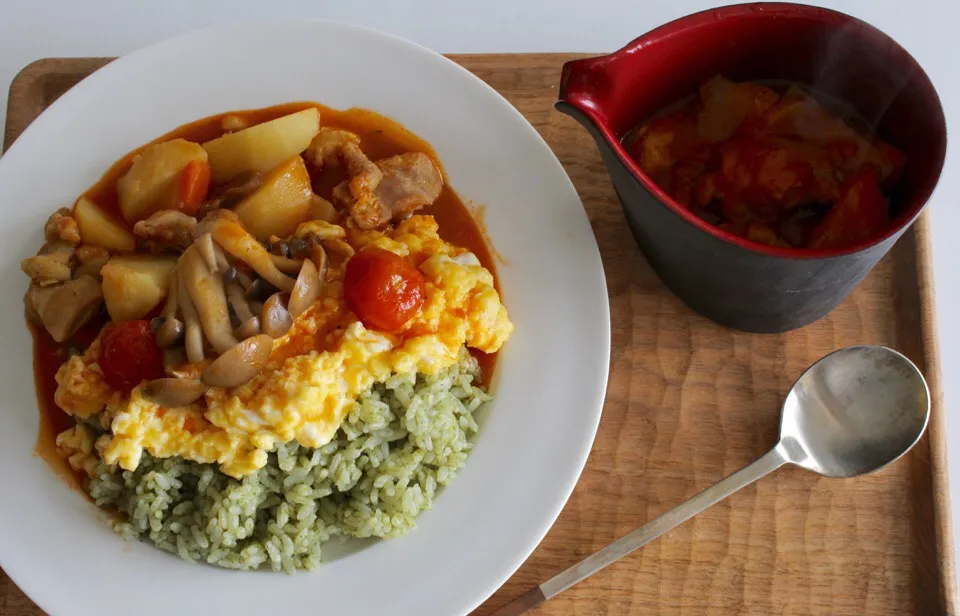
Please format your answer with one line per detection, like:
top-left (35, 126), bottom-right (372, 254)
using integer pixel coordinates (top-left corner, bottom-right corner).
top-left (196, 233), bottom-right (219, 273)
top-left (310, 243), bottom-right (329, 282)
top-left (226, 280), bottom-right (255, 322)
top-left (180, 244), bottom-right (239, 354)
top-left (234, 269), bottom-right (254, 290)
top-left (161, 269), bottom-right (180, 319)
top-left (288, 259), bottom-right (320, 319)
top-left (269, 254), bottom-right (304, 275)
top-left (178, 268), bottom-right (205, 363)
top-left (206, 218), bottom-right (296, 292)
top-left (213, 243), bottom-right (231, 272)
top-left (155, 269), bottom-right (185, 347)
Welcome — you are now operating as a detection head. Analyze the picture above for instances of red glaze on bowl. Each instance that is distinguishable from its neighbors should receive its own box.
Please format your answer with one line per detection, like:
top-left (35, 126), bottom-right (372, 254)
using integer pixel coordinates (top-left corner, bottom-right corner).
top-left (557, 2), bottom-right (946, 332)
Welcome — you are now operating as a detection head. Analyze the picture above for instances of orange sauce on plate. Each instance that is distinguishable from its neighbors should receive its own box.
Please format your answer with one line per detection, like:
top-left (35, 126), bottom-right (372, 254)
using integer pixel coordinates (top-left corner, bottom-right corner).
top-left (31, 103), bottom-right (500, 484)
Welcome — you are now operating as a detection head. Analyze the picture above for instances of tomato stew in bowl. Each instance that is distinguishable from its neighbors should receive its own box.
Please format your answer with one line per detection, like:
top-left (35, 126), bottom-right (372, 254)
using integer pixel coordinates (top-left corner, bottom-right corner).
top-left (556, 3), bottom-right (946, 332)
top-left (626, 76), bottom-right (905, 251)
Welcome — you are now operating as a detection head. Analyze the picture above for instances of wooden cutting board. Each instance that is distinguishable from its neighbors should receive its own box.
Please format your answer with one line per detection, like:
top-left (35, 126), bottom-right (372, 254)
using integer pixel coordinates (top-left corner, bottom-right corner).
top-left (1, 55), bottom-right (956, 616)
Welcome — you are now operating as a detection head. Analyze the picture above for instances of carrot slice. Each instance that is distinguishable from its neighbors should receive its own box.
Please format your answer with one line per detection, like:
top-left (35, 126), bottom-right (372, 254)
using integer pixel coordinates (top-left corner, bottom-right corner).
top-left (178, 159), bottom-right (212, 216)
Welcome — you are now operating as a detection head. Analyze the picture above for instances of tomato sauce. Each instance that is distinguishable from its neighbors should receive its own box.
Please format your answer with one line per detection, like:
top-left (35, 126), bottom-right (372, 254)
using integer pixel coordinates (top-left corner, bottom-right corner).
top-left (622, 77), bottom-right (904, 250)
top-left (32, 103), bottom-right (501, 480)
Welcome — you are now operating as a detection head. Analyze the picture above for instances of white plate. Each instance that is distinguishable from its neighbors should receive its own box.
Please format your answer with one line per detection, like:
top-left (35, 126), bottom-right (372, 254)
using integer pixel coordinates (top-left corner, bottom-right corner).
top-left (0, 21), bottom-right (609, 616)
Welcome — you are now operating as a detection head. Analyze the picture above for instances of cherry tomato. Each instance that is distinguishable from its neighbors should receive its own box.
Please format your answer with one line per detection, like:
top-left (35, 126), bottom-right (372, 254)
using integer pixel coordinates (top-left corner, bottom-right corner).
top-left (344, 247), bottom-right (426, 332)
top-left (99, 320), bottom-right (165, 390)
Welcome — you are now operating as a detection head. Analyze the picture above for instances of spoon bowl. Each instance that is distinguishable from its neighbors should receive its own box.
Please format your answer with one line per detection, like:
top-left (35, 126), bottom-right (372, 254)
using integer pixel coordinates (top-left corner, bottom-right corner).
top-left (779, 345), bottom-right (930, 478)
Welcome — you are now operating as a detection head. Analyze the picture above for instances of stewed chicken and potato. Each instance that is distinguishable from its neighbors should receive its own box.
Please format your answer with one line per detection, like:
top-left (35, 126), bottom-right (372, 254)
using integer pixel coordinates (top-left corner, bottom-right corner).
top-left (23, 104), bottom-right (512, 572)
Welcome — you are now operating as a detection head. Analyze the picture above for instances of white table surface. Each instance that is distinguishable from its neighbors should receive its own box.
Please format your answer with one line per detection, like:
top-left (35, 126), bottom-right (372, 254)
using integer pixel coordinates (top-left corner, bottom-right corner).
top-left (1, 0), bottom-right (957, 590)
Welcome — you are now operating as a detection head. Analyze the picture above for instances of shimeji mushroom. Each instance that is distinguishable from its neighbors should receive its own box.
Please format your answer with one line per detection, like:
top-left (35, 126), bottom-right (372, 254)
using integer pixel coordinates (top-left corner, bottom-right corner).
top-left (142, 210), bottom-right (326, 406)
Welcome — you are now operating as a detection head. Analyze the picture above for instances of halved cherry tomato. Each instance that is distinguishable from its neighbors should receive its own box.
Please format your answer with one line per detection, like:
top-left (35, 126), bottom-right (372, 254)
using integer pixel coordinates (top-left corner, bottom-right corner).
top-left (99, 320), bottom-right (165, 390)
top-left (344, 247), bottom-right (426, 332)
top-left (808, 169), bottom-right (889, 250)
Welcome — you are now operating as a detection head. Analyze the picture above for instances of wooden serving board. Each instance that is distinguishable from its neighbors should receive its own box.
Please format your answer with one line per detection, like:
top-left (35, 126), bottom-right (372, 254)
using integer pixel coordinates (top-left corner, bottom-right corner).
top-left (1, 55), bottom-right (956, 616)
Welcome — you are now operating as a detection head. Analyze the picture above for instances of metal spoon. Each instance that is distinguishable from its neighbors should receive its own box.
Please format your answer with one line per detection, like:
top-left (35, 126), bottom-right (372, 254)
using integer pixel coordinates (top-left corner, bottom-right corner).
top-left (493, 345), bottom-right (930, 615)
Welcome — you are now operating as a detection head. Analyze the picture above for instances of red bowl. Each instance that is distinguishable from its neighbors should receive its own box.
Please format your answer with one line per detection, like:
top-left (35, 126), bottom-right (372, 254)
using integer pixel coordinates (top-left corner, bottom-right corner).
top-left (556, 3), bottom-right (946, 332)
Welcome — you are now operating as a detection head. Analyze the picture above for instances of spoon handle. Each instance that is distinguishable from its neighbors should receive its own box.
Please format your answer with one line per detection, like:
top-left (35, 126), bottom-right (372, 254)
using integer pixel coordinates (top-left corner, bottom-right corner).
top-left (492, 445), bottom-right (789, 615)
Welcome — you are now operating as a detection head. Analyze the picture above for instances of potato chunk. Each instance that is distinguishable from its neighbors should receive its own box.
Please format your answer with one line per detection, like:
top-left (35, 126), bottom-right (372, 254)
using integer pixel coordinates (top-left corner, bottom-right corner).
top-left (697, 75), bottom-right (779, 142)
top-left (202, 108), bottom-right (320, 184)
top-left (74, 198), bottom-right (135, 252)
top-left (233, 156), bottom-right (314, 239)
top-left (116, 139), bottom-right (209, 222)
top-left (101, 255), bottom-right (177, 322)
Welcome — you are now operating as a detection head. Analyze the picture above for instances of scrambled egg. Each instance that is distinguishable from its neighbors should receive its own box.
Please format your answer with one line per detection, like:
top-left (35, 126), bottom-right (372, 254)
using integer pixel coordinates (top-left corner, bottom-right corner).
top-left (54, 216), bottom-right (512, 477)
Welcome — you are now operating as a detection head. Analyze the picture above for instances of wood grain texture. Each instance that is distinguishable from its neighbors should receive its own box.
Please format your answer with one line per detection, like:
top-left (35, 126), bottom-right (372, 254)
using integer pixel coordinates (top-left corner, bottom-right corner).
top-left (1, 55), bottom-right (955, 616)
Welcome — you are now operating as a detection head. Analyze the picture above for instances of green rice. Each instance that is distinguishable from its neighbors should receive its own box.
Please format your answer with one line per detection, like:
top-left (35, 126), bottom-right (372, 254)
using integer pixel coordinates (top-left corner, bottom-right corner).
top-left (87, 349), bottom-right (489, 573)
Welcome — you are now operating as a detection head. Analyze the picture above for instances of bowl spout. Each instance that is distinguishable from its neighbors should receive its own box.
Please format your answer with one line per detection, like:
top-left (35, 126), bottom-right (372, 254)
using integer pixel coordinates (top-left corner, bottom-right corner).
top-left (555, 50), bottom-right (641, 155)
top-left (556, 55), bottom-right (613, 124)
top-left (555, 55), bottom-right (634, 193)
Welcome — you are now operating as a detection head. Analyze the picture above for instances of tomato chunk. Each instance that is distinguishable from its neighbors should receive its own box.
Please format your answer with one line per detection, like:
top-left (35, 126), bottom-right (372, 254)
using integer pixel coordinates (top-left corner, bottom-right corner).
top-left (99, 320), bottom-right (165, 390)
top-left (344, 248), bottom-right (426, 332)
top-left (808, 169), bottom-right (889, 250)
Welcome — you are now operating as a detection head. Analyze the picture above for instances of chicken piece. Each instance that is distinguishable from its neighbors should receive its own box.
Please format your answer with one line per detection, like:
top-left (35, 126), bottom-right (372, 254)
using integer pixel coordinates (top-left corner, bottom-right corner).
top-left (697, 76), bottom-right (779, 142)
top-left (343, 142), bottom-right (384, 192)
top-left (334, 143), bottom-right (389, 230)
top-left (375, 153), bottom-right (444, 219)
top-left (630, 113), bottom-right (710, 194)
top-left (193, 208), bottom-right (241, 238)
top-left (44, 208), bottom-right (82, 245)
top-left (134, 209), bottom-right (198, 251)
top-left (74, 245), bottom-right (111, 279)
top-left (25, 275), bottom-right (103, 343)
top-left (335, 148), bottom-right (444, 230)
top-left (21, 241), bottom-right (75, 286)
top-left (305, 128), bottom-right (361, 170)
